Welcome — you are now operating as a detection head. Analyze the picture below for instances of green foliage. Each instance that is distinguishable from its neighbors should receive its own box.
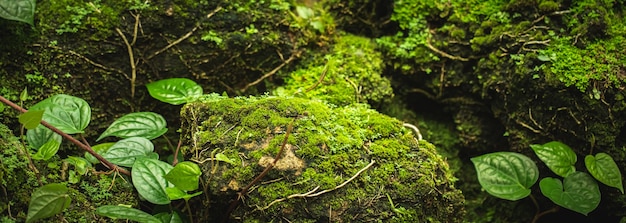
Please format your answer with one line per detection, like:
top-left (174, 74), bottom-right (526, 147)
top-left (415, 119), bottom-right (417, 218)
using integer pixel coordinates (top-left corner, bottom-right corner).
top-left (470, 152), bottom-right (538, 201)
top-left (96, 205), bottom-right (161, 223)
top-left (31, 139), bottom-right (61, 161)
top-left (97, 112), bottom-right (168, 141)
top-left (30, 94), bottom-right (91, 134)
top-left (131, 155), bottom-right (174, 205)
top-left (26, 183), bottom-right (71, 223)
top-left (585, 153), bottom-right (624, 193)
top-left (146, 78), bottom-right (203, 105)
top-left (18, 110), bottom-right (44, 130)
top-left (100, 137), bottom-right (155, 167)
top-left (530, 141), bottom-right (577, 177)
top-left (0, 0), bottom-right (35, 25)
top-left (164, 161), bottom-right (202, 191)
top-left (472, 141), bottom-right (624, 216)
top-left (539, 172), bottom-right (600, 216)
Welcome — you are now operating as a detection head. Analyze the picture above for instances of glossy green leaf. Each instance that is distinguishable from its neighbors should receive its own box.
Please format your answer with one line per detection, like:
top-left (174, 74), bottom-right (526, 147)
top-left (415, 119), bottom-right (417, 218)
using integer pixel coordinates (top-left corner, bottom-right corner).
top-left (84, 142), bottom-right (115, 164)
top-left (19, 110), bottom-right (44, 130)
top-left (27, 124), bottom-right (62, 150)
top-left (101, 137), bottom-right (154, 167)
top-left (154, 211), bottom-right (184, 223)
top-left (471, 152), bottom-right (539, 201)
top-left (31, 139), bottom-right (61, 160)
top-left (97, 112), bottom-right (167, 141)
top-left (132, 157), bottom-right (173, 205)
top-left (64, 156), bottom-right (92, 175)
top-left (540, 172), bottom-right (601, 215)
top-left (585, 153), bottom-right (624, 193)
top-left (165, 161), bottom-right (201, 191)
top-left (0, 0), bottom-right (36, 25)
top-left (30, 94), bottom-right (91, 134)
top-left (96, 205), bottom-right (161, 223)
top-left (146, 78), bottom-right (203, 105)
top-left (26, 183), bottom-right (71, 223)
top-left (166, 187), bottom-right (203, 201)
top-left (530, 141), bottom-right (577, 177)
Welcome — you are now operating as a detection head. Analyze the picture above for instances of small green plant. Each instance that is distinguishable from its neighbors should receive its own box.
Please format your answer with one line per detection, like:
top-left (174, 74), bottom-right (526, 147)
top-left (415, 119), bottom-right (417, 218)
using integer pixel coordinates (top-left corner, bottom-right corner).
top-left (0, 78), bottom-right (206, 222)
top-left (471, 141), bottom-right (623, 221)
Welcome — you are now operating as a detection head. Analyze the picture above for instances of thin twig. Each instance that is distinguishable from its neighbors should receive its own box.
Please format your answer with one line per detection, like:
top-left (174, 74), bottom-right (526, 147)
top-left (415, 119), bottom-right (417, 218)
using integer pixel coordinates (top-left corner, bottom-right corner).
top-left (147, 6), bottom-right (223, 60)
top-left (259, 160), bottom-right (376, 211)
top-left (0, 95), bottom-right (131, 176)
top-left (240, 50), bottom-right (301, 92)
top-left (116, 28), bottom-right (137, 98)
top-left (425, 37), bottom-right (469, 61)
top-left (305, 64), bottom-right (329, 93)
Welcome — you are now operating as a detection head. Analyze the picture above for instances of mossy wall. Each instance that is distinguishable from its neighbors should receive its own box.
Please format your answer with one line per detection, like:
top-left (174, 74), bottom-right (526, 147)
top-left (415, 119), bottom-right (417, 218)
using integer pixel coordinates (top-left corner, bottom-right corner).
top-left (369, 0), bottom-right (626, 222)
top-left (180, 95), bottom-right (464, 222)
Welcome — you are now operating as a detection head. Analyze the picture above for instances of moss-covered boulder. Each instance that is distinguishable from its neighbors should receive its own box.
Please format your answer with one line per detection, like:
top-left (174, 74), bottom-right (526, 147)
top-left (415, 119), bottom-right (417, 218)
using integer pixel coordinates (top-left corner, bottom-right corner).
top-left (180, 95), bottom-right (464, 222)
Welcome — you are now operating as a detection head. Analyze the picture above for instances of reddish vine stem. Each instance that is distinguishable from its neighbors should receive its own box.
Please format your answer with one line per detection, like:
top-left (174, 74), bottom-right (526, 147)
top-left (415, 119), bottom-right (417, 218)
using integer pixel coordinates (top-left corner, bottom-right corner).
top-left (0, 95), bottom-right (131, 176)
top-left (223, 119), bottom-right (295, 222)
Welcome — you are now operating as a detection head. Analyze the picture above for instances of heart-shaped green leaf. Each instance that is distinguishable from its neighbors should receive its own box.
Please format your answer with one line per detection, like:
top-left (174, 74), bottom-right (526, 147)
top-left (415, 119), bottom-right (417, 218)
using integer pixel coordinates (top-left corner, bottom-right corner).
top-left (30, 94), bottom-right (91, 134)
top-left (0, 0), bottom-right (36, 25)
top-left (97, 112), bottom-right (167, 141)
top-left (27, 125), bottom-right (62, 150)
top-left (19, 110), bottom-right (44, 130)
top-left (31, 139), bottom-right (61, 161)
top-left (585, 153), bottom-right (624, 193)
top-left (165, 161), bottom-right (201, 191)
top-left (146, 78), bottom-right (203, 105)
top-left (539, 172), bottom-right (600, 215)
top-left (471, 152), bottom-right (539, 201)
top-left (101, 137), bottom-right (154, 167)
top-left (530, 141), bottom-right (577, 177)
top-left (96, 205), bottom-right (161, 223)
top-left (154, 211), bottom-right (184, 223)
top-left (132, 157), bottom-right (173, 205)
top-left (26, 183), bottom-right (72, 223)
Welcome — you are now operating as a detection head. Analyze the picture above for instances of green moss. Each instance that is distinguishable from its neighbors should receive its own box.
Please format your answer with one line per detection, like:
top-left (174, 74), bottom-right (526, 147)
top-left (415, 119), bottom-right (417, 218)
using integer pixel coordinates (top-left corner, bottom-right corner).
top-left (276, 32), bottom-right (393, 106)
top-left (540, 35), bottom-right (626, 92)
top-left (181, 95), bottom-right (464, 222)
top-left (538, 1), bottom-right (560, 12)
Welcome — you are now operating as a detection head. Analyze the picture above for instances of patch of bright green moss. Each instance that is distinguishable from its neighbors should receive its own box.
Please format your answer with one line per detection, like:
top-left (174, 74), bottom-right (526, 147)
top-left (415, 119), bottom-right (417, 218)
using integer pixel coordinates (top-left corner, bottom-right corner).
top-left (276, 33), bottom-right (393, 106)
top-left (540, 36), bottom-right (626, 93)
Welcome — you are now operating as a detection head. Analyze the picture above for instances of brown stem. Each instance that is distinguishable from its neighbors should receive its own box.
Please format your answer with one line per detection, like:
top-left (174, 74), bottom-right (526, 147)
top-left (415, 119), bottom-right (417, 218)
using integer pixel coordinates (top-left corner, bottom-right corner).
top-left (0, 95), bottom-right (131, 176)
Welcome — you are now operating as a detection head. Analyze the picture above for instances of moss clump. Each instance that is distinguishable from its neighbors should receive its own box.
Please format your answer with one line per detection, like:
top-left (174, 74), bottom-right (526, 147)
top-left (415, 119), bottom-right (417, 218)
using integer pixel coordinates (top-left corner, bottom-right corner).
top-left (181, 95), bottom-right (464, 222)
top-left (275, 32), bottom-right (393, 106)
top-left (540, 35), bottom-right (626, 93)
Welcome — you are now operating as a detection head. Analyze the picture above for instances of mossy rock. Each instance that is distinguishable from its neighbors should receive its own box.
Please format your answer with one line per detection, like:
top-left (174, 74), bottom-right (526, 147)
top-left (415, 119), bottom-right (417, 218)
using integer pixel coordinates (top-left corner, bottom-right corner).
top-left (180, 95), bottom-right (464, 222)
